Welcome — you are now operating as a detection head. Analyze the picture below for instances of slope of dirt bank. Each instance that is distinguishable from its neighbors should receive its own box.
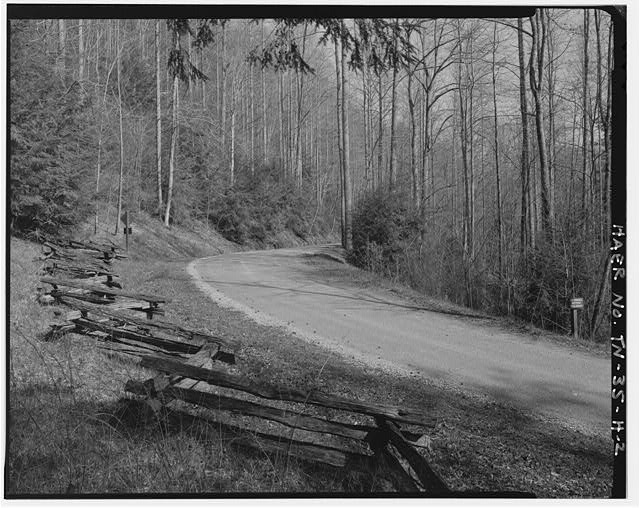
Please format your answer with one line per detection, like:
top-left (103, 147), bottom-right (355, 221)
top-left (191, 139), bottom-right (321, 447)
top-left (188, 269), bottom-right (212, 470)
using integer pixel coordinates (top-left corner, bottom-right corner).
top-left (75, 211), bottom-right (240, 260)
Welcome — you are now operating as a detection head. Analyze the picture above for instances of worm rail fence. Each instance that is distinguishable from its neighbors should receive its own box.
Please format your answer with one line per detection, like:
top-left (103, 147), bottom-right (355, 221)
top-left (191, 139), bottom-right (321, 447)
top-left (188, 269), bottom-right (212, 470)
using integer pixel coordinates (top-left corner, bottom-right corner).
top-left (36, 236), bottom-right (534, 497)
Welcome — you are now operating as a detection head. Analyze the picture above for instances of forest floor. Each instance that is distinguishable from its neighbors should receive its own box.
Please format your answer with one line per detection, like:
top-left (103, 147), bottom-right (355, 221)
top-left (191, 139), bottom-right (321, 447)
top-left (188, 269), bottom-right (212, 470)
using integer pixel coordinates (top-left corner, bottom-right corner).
top-left (6, 216), bottom-right (612, 497)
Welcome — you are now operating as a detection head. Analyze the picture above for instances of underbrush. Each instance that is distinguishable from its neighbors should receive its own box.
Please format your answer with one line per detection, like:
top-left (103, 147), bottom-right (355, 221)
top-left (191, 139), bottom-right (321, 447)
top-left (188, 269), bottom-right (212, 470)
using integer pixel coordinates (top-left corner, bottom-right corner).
top-left (208, 165), bottom-right (335, 248)
top-left (350, 190), bottom-right (610, 343)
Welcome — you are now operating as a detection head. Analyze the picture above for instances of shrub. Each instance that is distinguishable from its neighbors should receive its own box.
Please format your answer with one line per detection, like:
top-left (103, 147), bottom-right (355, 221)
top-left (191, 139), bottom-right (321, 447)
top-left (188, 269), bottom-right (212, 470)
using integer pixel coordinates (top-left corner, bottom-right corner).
top-left (511, 238), bottom-right (598, 335)
top-left (208, 164), bottom-right (326, 246)
top-left (350, 190), bottom-right (421, 271)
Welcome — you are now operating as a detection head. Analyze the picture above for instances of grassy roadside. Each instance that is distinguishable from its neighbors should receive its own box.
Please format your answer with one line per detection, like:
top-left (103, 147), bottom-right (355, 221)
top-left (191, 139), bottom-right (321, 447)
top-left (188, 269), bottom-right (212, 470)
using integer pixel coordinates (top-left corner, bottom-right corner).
top-left (304, 255), bottom-right (610, 358)
top-left (7, 235), bottom-right (611, 496)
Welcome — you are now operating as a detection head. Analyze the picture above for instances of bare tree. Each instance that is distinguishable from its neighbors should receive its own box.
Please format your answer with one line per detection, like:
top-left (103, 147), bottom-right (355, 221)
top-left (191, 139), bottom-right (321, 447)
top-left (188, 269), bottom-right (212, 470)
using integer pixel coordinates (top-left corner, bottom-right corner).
top-left (220, 24), bottom-right (227, 159)
top-left (94, 24), bottom-right (118, 234)
top-left (491, 23), bottom-right (503, 276)
top-left (517, 18), bottom-right (532, 253)
top-left (294, 23), bottom-right (309, 188)
top-left (334, 37), bottom-right (346, 248)
top-left (78, 19), bottom-right (84, 93)
top-left (456, 21), bottom-right (474, 276)
top-left (115, 20), bottom-right (125, 234)
top-left (377, 70), bottom-right (384, 190)
top-left (340, 26), bottom-right (353, 251)
top-left (261, 20), bottom-right (267, 165)
top-left (164, 27), bottom-right (180, 227)
top-left (581, 9), bottom-right (590, 236)
top-left (529, 10), bottom-right (554, 243)
top-left (388, 19), bottom-right (399, 191)
top-left (249, 23), bottom-right (255, 176)
top-left (155, 20), bottom-right (163, 215)
top-left (58, 19), bottom-right (66, 79)
top-left (230, 73), bottom-right (237, 186)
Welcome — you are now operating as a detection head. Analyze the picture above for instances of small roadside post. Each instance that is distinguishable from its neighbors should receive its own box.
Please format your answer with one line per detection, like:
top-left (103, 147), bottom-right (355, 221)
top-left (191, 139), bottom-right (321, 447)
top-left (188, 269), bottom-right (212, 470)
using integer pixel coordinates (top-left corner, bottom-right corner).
top-left (570, 297), bottom-right (584, 339)
top-left (124, 210), bottom-right (132, 253)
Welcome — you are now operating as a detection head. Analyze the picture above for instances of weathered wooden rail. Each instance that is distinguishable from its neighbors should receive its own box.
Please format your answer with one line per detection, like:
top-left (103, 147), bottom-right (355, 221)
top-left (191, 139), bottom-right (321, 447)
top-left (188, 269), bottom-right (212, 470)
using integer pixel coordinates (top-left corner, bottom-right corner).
top-left (120, 349), bottom-right (457, 493)
top-left (41, 276), bottom-right (167, 319)
top-left (40, 237), bottom-right (123, 283)
top-left (44, 295), bottom-right (236, 363)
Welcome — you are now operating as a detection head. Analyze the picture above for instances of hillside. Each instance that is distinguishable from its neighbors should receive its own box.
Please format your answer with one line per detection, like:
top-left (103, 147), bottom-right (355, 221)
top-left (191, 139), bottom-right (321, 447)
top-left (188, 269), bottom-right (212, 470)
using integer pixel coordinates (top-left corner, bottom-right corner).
top-left (76, 211), bottom-right (239, 260)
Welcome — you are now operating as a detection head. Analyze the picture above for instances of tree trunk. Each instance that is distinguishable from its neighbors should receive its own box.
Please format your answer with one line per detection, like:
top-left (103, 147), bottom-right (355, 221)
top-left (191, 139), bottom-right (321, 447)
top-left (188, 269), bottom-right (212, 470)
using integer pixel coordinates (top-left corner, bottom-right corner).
top-left (78, 19), bottom-right (84, 90)
top-left (595, 12), bottom-right (612, 246)
top-left (569, 101), bottom-right (577, 217)
top-left (545, 10), bottom-right (556, 201)
top-left (529, 10), bottom-right (554, 244)
top-left (94, 26), bottom-right (102, 234)
top-left (58, 19), bottom-right (66, 79)
top-left (468, 35), bottom-right (475, 262)
top-left (492, 24), bottom-right (503, 277)
top-left (115, 20), bottom-right (125, 235)
top-left (216, 33), bottom-right (220, 119)
top-left (582, 10), bottom-right (590, 237)
top-left (262, 20), bottom-right (267, 165)
top-left (294, 23), bottom-right (308, 189)
top-left (279, 72), bottom-right (285, 177)
top-left (155, 20), bottom-right (163, 216)
top-left (517, 19), bottom-right (532, 253)
top-left (408, 68), bottom-right (418, 209)
top-left (165, 30), bottom-right (180, 227)
top-left (249, 23), bottom-right (255, 176)
top-left (220, 25), bottom-right (227, 158)
top-left (250, 61), bottom-right (255, 176)
top-left (287, 69), bottom-right (293, 179)
top-left (340, 31), bottom-right (353, 251)
top-left (388, 32), bottom-right (398, 192)
top-left (457, 21), bottom-right (475, 306)
top-left (200, 45), bottom-right (206, 108)
top-left (362, 46), bottom-right (369, 193)
top-left (457, 25), bottom-right (471, 262)
top-left (377, 72), bottom-right (384, 190)
top-left (231, 87), bottom-right (236, 186)
top-left (421, 85), bottom-right (430, 229)
top-left (334, 39), bottom-right (346, 248)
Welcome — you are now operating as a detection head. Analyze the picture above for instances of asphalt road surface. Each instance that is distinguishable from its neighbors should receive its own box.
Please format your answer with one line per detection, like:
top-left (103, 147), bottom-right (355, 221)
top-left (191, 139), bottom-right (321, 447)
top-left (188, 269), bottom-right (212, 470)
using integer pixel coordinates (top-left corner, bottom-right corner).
top-left (189, 245), bottom-right (609, 434)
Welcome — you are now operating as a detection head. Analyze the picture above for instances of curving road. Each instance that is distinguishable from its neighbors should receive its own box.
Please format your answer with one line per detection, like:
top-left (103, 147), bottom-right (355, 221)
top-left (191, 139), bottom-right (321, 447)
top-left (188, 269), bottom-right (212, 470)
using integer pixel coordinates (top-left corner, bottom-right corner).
top-left (188, 245), bottom-right (609, 434)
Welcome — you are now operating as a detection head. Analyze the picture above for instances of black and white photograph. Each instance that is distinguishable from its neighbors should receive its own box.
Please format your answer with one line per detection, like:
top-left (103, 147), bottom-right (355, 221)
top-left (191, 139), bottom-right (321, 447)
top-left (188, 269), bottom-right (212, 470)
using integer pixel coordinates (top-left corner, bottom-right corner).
top-left (5, 3), bottom-right (631, 499)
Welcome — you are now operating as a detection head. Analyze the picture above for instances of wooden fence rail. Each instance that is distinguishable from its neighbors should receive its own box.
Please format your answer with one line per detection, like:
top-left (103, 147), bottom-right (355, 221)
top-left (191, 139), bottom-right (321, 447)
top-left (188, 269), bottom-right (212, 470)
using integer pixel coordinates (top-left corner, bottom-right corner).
top-left (137, 355), bottom-right (436, 427)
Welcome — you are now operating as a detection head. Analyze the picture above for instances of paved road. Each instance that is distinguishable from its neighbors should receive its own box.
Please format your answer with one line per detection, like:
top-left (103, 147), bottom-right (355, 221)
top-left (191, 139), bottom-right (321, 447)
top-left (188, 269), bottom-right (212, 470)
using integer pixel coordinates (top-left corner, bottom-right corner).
top-left (189, 245), bottom-right (609, 433)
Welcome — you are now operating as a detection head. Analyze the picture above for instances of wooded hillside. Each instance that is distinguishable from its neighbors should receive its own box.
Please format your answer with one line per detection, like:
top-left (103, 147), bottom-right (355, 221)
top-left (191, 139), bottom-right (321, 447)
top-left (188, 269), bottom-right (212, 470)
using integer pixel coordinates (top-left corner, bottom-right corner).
top-left (9, 10), bottom-right (616, 341)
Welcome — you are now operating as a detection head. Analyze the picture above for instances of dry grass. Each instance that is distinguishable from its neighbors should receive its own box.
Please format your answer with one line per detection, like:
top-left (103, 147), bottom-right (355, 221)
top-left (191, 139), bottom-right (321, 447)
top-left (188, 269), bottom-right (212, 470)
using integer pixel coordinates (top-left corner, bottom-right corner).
top-left (6, 237), bottom-right (362, 495)
top-left (7, 226), bottom-right (612, 497)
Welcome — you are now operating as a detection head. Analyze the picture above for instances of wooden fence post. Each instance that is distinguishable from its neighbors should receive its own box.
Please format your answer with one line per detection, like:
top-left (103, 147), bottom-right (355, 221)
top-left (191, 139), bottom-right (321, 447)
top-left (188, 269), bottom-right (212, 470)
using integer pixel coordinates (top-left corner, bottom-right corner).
top-left (125, 210), bottom-right (130, 252)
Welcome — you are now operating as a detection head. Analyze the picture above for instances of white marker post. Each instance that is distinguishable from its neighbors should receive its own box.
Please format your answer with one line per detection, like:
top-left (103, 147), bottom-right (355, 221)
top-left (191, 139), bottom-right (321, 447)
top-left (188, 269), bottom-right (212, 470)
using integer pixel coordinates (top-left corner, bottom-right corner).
top-left (570, 297), bottom-right (584, 339)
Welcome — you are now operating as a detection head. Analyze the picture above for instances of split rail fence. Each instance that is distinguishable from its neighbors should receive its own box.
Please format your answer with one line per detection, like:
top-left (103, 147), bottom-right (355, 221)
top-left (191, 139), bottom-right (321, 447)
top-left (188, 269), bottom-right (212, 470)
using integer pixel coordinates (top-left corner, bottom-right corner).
top-left (36, 236), bottom-right (534, 497)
